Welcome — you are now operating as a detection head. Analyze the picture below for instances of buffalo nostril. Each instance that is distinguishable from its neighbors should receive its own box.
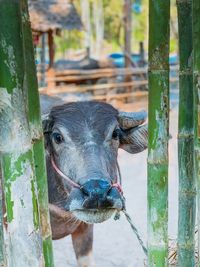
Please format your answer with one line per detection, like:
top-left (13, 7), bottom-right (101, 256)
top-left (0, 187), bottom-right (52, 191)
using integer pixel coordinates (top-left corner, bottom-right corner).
top-left (98, 197), bottom-right (114, 209)
top-left (80, 179), bottom-right (117, 210)
top-left (83, 198), bottom-right (98, 209)
top-left (80, 179), bottom-right (112, 198)
top-left (83, 196), bottom-right (114, 209)
top-left (80, 186), bottom-right (90, 196)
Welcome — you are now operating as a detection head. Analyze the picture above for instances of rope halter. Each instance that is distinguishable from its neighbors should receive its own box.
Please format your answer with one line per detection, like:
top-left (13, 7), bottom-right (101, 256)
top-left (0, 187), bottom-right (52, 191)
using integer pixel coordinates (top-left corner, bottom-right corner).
top-left (51, 157), bottom-right (123, 194)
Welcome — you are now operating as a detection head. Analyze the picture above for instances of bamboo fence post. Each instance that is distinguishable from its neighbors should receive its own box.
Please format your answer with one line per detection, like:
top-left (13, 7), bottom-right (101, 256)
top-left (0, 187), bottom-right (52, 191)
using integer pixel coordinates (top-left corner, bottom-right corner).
top-left (0, 1), bottom-right (43, 266)
top-left (0, 164), bottom-right (6, 267)
top-left (176, 0), bottom-right (196, 266)
top-left (20, 1), bottom-right (54, 266)
top-left (192, 0), bottom-right (200, 264)
top-left (147, 0), bottom-right (170, 266)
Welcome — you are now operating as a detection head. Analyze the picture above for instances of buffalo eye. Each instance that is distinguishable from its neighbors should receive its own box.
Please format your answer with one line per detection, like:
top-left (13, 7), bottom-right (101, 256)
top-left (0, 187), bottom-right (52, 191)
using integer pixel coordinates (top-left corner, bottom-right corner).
top-left (112, 129), bottom-right (120, 140)
top-left (52, 132), bottom-right (64, 144)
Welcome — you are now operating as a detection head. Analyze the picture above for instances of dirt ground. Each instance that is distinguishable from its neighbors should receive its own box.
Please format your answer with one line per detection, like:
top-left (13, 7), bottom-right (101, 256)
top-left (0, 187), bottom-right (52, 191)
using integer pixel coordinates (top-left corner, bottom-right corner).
top-left (51, 90), bottom-right (179, 267)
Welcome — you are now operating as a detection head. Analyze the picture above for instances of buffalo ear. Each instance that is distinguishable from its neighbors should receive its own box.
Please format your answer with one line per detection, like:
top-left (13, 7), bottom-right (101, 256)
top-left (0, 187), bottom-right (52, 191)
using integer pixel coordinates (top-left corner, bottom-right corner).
top-left (118, 110), bottom-right (148, 154)
top-left (118, 111), bottom-right (147, 129)
top-left (119, 124), bottom-right (148, 154)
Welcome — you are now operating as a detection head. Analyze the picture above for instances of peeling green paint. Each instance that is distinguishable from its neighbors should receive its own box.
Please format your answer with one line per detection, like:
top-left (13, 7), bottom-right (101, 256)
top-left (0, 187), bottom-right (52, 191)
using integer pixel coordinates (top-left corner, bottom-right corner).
top-left (21, 0), bottom-right (54, 265)
top-left (4, 183), bottom-right (14, 223)
top-left (0, 166), bottom-right (6, 267)
top-left (0, 2), bottom-right (43, 266)
top-left (31, 179), bottom-right (39, 229)
top-left (20, 198), bottom-right (25, 208)
top-left (2, 151), bottom-right (32, 182)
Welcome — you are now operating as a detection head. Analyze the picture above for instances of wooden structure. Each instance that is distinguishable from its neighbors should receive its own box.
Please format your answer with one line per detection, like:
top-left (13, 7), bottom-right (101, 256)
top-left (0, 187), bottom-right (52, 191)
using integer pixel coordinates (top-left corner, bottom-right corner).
top-left (28, 0), bottom-right (82, 68)
top-left (39, 66), bottom-right (178, 103)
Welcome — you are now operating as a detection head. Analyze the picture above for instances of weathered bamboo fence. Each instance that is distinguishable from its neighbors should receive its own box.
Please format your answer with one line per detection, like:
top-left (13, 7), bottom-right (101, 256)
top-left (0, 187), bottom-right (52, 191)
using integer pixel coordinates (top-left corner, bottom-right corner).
top-left (0, 1), bottom-right (54, 267)
top-left (148, 0), bottom-right (200, 266)
top-left (147, 0), bottom-right (170, 266)
top-left (177, 0), bottom-right (196, 266)
top-left (192, 0), bottom-right (200, 264)
top-left (21, 1), bottom-right (54, 265)
top-left (1, 0), bottom-right (200, 266)
top-left (0, 165), bottom-right (6, 267)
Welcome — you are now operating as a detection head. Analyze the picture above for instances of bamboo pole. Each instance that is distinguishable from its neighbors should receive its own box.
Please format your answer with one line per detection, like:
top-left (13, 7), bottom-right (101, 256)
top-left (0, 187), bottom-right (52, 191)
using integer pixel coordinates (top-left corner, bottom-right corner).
top-left (0, 2), bottom-right (43, 266)
top-left (176, 1), bottom-right (196, 266)
top-left (0, 164), bottom-right (6, 267)
top-left (192, 0), bottom-right (200, 264)
top-left (147, 0), bottom-right (170, 265)
top-left (20, 1), bottom-right (54, 266)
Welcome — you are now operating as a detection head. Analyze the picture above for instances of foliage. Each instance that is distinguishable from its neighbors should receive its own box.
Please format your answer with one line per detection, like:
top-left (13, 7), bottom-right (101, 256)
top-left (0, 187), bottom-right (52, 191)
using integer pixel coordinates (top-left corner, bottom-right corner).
top-left (170, 0), bottom-right (178, 53)
top-left (54, 30), bottom-right (84, 57)
top-left (103, 0), bottom-right (123, 45)
top-left (132, 0), bottom-right (148, 51)
top-left (54, 0), bottom-right (178, 57)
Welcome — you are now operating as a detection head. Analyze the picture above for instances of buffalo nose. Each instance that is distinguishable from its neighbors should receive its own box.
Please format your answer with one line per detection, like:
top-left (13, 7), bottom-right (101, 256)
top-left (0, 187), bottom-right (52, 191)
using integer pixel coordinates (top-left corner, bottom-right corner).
top-left (81, 179), bottom-right (111, 199)
top-left (81, 179), bottom-right (114, 209)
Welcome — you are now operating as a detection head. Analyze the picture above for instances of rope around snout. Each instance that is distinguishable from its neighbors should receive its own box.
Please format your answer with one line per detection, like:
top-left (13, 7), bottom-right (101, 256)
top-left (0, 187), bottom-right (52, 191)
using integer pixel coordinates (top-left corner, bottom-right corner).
top-left (51, 156), bottom-right (147, 255)
top-left (114, 209), bottom-right (147, 256)
top-left (51, 156), bottom-right (123, 193)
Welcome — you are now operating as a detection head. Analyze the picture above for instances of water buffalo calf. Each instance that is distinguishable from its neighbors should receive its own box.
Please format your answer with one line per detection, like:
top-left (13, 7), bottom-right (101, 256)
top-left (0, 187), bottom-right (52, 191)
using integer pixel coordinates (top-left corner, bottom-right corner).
top-left (43, 101), bottom-right (147, 267)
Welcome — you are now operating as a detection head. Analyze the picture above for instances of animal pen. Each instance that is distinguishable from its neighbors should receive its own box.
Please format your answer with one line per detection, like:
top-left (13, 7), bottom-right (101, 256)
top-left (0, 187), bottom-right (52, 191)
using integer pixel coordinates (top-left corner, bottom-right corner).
top-left (0, 1), bottom-right (200, 267)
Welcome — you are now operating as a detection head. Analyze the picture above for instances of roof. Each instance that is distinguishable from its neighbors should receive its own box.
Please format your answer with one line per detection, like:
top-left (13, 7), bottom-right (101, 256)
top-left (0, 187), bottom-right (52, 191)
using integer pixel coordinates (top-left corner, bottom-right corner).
top-left (28, 0), bottom-right (82, 33)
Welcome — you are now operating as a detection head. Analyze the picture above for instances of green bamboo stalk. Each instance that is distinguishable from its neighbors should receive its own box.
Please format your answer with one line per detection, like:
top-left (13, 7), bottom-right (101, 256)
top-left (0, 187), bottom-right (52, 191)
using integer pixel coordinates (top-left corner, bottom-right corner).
top-left (0, 164), bottom-right (6, 267)
top-left (20, 1), bottom-right (54, 266)
top-left (147, 0), bottom-right (170, 266)
top-left (192, 0), bottom-right (200, 264)
top-left (0, 1), bottom-right (43, 266)
top-left (176, 1), bottom-right (196, 266)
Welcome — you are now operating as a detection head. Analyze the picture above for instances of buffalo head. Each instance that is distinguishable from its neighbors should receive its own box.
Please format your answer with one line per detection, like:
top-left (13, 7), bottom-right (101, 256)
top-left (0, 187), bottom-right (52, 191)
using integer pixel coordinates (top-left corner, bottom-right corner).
top-left (43, 101), bottom-right (147, 224)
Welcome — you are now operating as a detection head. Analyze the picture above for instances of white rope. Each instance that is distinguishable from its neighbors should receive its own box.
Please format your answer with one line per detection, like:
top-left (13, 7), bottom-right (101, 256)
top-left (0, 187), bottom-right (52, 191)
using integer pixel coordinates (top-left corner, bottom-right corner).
top-left (114, 209), bottom-right (147, 256)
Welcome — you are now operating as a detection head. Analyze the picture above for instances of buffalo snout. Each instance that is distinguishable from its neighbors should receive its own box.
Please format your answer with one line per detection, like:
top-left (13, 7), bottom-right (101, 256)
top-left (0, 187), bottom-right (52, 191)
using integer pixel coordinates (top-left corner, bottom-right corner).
top-left (81, 179), bottom-right (114, 209)
top-left (68, 178), bottom-right (124, 223)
